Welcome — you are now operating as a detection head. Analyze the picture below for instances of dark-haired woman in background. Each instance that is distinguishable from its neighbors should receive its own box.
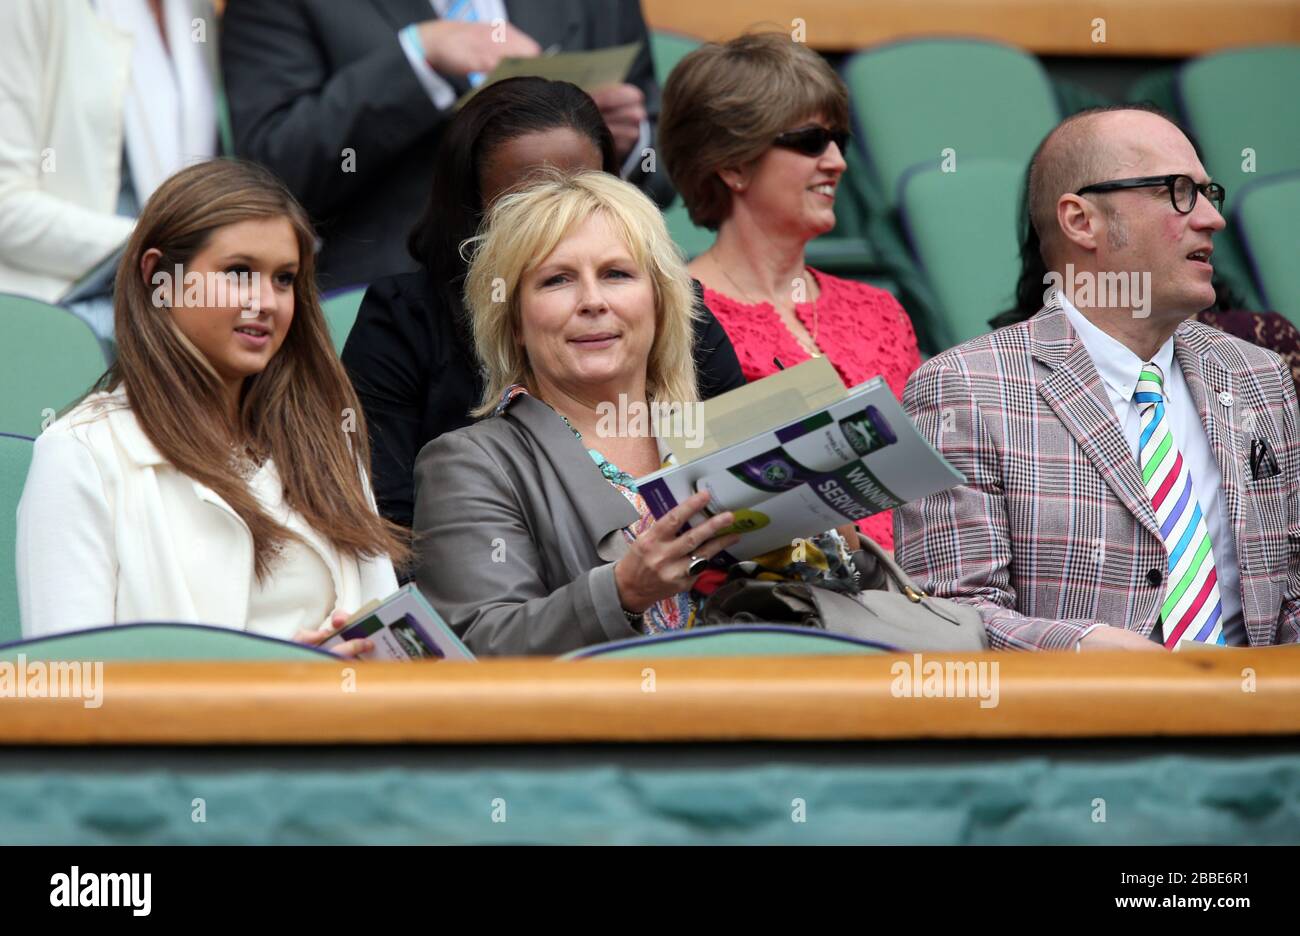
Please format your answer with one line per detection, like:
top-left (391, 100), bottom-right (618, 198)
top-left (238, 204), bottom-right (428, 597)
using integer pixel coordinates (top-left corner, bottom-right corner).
top-left (341, 76), bottom-right (745, 529)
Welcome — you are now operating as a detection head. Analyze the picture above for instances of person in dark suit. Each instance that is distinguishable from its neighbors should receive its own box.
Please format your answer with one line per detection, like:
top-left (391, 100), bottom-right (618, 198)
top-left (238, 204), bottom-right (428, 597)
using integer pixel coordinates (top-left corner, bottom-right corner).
top-left (220, 0), bottom-right (670, 289)
top-left (340, 77), bottom-right (744, 529)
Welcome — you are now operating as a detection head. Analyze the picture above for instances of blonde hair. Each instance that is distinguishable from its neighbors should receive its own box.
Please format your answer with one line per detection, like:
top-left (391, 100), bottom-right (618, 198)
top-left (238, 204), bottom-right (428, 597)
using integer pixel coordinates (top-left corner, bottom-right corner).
top-left (659, 32), bottom-right (850, 230)
top-left (463, 169), bottom-right (700, 417)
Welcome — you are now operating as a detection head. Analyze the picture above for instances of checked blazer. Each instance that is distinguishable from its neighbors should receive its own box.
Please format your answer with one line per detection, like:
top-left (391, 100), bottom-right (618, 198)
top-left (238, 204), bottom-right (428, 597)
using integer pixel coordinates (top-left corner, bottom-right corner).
top-left (894, 299), bottom-right (1300, 651)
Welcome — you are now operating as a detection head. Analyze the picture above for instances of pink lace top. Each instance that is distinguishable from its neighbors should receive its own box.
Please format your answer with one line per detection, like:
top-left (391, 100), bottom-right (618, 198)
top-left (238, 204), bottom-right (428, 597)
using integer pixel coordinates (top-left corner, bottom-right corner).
top-left (701, 269), bottom-right (922, 549)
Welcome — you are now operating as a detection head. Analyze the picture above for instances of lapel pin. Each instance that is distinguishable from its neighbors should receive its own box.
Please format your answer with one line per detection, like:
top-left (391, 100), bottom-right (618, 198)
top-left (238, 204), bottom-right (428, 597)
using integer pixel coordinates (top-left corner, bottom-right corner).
top-left (1218, 391), bottom-right (1233, 407)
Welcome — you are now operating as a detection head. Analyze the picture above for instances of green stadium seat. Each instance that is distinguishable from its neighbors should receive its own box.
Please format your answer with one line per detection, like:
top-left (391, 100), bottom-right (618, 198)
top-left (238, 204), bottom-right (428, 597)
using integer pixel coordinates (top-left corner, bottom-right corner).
top-left (805, 237), bottom-right (877, 275)
top-left (842, 39), bottom-right (1059, 208)
top-left (663, 200), bottom-right (715, 260)
top-left (1179, 46), bottom-right (1300, 201)
top-left (561, 625), bottom-right (889, 659)
top-left (838, 39), bottom-right (1057, 352)
top-left (321, 286), bottom-right (366, 354)
top-left (0, 294), bottom-right (106, 437)
top-left (1178, 46), bottom-right (1300, 310)
top-left (1235, 171), bottom-right (1300, 325)
top-left (1127, 66), bottom-right (1178, 115)
top-left (0, 622), bottom-right (334, 662)
top-left (0, 433), bottom-right (34, 645)
top-left (898, 159), bottom-right (1024, 350)
top-left (1051, 76), bottom-right (1113, 117)
top-left (648, 29), bottom-right (702, 86)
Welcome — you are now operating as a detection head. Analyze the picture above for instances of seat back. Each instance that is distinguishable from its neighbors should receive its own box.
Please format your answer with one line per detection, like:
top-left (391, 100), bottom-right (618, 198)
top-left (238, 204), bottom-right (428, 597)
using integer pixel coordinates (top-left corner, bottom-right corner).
top-left (562, 625), bottom-right (888, 659)
top-left (0, 294), bottom-right (105, 436)
top-left (843, 39), bottom-right (1058, 208)
top-left (1236, 171), bottom-right (1300, 323)
top-left (662, 200), bottom-right (715, 260)
top-left (321, 287), bottom-right (367, 354)
top-left (0, 433), bottom-right (34, 644)
top-left (649, 29), bottom-right (702, 86)
top-left (1179, 46), bottom-right (1300, 310)
top-left (899, 158), bottom-right (1024, 349)
top-left (1179, 47), bottom-right (1300, 201)
top-left (0, 622), bottom-right (334, 662)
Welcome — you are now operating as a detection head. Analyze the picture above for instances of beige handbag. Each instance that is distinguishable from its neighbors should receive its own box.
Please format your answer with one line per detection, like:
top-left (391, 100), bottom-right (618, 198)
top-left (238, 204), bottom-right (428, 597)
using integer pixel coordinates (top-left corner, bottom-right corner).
top-left (700, 535), bottom-right (988, 651)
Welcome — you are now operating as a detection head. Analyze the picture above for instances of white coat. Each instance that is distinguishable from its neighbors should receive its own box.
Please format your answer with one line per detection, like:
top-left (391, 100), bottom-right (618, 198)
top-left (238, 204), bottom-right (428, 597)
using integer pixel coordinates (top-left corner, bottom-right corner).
top-left (16, 391), bottom-right (398, 637)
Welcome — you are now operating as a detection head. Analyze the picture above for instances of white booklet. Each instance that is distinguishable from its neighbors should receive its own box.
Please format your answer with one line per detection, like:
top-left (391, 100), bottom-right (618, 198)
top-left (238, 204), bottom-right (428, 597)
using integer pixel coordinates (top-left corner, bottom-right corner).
top-left (322, 584), bottom-right (475, 661)
top-left (638, 367), bottom-right (965, 561)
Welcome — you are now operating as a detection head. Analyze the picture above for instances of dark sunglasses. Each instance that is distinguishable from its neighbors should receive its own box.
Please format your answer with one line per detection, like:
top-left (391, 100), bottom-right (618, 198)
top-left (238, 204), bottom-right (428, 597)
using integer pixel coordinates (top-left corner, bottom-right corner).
top-left (773, 126), bottom-right (851, 157)
top-left (1075, 174), bottom-right (1226, 215)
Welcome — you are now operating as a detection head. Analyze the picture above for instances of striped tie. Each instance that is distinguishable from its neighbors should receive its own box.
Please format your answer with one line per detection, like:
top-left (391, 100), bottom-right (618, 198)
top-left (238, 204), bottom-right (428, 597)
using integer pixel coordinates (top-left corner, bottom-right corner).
top-left (1135, 362), bottom-right (1226, 648)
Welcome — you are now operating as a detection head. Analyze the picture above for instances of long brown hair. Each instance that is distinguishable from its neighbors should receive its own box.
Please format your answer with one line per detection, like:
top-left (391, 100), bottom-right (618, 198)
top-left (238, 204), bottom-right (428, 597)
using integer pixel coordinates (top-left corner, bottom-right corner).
top-left (96, 159), bottom-right (409, 576)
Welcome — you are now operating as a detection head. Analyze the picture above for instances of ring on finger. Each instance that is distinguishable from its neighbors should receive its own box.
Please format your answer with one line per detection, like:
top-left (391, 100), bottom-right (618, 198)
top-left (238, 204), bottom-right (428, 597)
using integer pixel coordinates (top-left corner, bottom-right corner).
top-left (687, 555), bottom-right (708, 576)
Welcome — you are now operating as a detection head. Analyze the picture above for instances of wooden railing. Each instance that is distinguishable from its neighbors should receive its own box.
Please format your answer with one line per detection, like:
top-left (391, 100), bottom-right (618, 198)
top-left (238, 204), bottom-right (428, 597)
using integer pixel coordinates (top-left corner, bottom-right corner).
top-left (642, 0), bottom-right (1300, 56)
top-left (3, 647), bottom-right (1299, 744)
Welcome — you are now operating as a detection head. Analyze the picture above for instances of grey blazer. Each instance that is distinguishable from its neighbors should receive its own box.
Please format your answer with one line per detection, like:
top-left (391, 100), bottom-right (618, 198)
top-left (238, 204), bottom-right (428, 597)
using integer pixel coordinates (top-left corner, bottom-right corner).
top-left (412, 394), bottom-right (643, 655)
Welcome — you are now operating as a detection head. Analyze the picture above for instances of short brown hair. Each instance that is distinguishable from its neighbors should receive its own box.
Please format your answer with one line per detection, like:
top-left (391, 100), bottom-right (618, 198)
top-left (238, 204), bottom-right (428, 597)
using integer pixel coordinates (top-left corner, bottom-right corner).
top-left (659, 32), bottom-right (850, 230)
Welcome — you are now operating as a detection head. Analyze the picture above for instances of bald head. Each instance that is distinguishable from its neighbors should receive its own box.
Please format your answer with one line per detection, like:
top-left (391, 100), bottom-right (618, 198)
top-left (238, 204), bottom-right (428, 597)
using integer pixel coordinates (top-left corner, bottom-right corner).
top-left (1028, 107), bottom-right (1190, 265)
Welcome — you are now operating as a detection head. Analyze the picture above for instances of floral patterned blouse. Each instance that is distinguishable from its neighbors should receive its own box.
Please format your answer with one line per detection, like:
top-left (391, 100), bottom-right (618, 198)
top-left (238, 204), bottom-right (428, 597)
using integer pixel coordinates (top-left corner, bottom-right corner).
top-left (701, 268), bottom-right (921, 549)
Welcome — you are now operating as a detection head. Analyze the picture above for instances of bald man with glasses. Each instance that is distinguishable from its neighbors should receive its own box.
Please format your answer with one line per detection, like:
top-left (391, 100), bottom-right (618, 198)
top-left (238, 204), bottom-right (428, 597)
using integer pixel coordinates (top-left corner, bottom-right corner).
top-left (895, 105), bottom-right (1300, 652)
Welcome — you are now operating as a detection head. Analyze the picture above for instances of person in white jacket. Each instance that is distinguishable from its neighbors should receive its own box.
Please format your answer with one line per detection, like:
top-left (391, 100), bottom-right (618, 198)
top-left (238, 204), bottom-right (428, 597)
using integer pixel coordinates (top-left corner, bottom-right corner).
top-left (0, 0), bottom-right (221, 341)
top-left (16, 159), bottom-right (408, 651)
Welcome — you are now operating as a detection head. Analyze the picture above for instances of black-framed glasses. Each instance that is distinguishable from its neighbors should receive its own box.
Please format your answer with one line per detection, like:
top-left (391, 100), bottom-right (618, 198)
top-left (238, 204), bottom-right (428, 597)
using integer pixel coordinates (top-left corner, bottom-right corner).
top-left (1075, 174), bottom-right (1225, 215)
top-left (773, 126), bottom-right (850, 157)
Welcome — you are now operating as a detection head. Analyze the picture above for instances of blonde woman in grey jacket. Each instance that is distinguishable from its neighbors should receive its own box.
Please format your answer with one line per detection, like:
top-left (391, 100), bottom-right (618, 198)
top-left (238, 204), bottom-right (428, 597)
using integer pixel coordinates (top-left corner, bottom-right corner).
top-left (413, 170), bottom-right (742, 656)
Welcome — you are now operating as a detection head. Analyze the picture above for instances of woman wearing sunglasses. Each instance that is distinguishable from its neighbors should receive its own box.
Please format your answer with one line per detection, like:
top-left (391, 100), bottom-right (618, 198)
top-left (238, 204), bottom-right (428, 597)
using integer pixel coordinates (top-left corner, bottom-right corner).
top-left (658, 32), bottom-right (921, 550)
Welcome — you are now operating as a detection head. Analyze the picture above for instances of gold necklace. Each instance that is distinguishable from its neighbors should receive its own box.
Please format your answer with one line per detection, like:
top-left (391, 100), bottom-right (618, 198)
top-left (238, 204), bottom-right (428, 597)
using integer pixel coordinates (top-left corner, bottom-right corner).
top-left (712, 255), bottom-right (821, 358)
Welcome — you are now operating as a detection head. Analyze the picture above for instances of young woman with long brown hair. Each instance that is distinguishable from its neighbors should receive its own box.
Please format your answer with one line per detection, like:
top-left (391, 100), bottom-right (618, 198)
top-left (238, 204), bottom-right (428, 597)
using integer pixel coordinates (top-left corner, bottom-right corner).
top-left (17, 159), bottom-right (408, 652)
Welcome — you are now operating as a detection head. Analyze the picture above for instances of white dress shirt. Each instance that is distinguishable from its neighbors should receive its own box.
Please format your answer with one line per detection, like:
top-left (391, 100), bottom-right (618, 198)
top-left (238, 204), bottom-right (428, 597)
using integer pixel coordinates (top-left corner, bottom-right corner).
top-left (1060, 294), bottom-right (1245, 645)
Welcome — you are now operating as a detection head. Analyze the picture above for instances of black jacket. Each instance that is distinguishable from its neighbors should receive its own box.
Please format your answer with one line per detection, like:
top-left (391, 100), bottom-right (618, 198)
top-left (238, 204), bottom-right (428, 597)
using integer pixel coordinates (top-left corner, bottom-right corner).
top-left (221, 0), bottom-right (672, 290)
top-left (342, 270), bottom-right (745, 528)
